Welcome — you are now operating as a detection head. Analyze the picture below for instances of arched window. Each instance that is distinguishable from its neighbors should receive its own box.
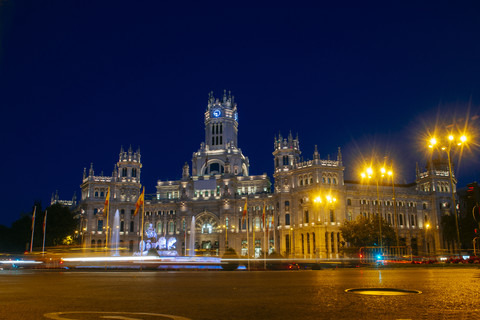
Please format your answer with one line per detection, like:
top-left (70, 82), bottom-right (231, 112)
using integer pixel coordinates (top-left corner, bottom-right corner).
top-left (93, 208), bottom-right (98, 215)
top-left (157, 221), bottom-right (163, 234)
top-left (120, 209), bottom-right (125, 215)
top-left (202, 223), bottom-right (212, 234)
top-left (333, 178), bottom-right (336, 184)
top-left (122, 168), bottom-right (127, 177)
top-left (130, 221), bottom-right (134, 232)
top-left (132, 168), bottom-right (137, 177)
top-left (285, 213), bottom-right (290, 225)
top-left (304, 210), bottom-right (309, 224)
top-left (285, 201), bottom-right (290, 212)
top-left (347, 199), bottom-right (352, 206)
top-left (330, 210), bottom-right (335, 223)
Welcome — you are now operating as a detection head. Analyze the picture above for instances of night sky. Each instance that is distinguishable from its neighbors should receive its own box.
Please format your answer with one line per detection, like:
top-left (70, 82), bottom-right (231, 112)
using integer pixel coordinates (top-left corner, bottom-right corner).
top-left (1, 1), bottom-right (480, 227)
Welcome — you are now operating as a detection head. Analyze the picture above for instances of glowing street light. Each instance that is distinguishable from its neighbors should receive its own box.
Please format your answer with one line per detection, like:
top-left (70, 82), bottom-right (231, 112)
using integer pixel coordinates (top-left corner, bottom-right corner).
top-left (360, 163), bottom-right (396, 250)
top-left (427, 133), bottom-right (468, 252)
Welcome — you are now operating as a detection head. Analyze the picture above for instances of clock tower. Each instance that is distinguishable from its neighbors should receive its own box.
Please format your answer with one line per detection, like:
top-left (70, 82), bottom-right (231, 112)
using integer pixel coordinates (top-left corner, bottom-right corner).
top-left (204, 90), bottom-right (238, 150)
top-left (191, 90), bottom-right (249, 176)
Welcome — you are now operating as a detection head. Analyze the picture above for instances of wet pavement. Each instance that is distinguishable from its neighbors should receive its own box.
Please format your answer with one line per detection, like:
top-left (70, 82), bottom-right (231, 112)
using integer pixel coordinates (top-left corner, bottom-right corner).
top-left (0, 267), bottom-right (479, 319)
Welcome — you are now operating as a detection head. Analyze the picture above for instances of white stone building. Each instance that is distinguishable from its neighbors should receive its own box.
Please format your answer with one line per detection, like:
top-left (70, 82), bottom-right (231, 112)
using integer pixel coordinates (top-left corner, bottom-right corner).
top-left (76, 92), bottom-right (457, 258)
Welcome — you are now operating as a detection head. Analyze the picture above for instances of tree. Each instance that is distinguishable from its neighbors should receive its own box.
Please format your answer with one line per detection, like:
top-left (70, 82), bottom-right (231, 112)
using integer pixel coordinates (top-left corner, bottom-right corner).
top-left (340, 215), bottom-right (396, 249)
top-left (41, 203), bottom-right (77, 247)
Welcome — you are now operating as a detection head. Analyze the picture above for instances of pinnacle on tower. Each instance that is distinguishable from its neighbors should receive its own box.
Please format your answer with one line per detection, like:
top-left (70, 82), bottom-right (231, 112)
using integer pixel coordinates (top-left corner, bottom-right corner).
top-left (337, 147), bottom-right (342, 162)
top-left (313, 145), bottom-right (320, 160)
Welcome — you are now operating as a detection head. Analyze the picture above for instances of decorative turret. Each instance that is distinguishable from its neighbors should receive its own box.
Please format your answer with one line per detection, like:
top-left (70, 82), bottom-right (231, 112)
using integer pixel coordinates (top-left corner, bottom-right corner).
top-left (337, 147), bottom-right (342, 164)
top-left (117, 145), bottom-right (142, 183)
top-left (273, 131), bottom-right (301, 171)
top-left (313, 145), bottom-right (320, 160)
top-left (182, 162), bottom-right (190, 180)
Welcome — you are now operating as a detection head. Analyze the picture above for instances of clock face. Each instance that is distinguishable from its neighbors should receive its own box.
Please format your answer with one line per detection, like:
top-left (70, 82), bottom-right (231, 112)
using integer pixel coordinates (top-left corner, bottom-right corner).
top-left (212, 109), bottom-right (221, 118)
top-left (234, 112), bottom-right (238, 121)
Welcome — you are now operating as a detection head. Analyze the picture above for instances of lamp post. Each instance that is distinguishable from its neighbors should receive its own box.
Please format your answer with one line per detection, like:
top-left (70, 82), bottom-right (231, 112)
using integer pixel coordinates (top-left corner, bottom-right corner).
top-left (313, 194), bottom-right (336, 258)
top-left (424, 223), bottom-right (431, 256)
top-left (385, 167), bottom-right (399, 253)
top-left (361, 166), bottom-right (387, 252)
top-left (428, 134), bottom-right (467, 252)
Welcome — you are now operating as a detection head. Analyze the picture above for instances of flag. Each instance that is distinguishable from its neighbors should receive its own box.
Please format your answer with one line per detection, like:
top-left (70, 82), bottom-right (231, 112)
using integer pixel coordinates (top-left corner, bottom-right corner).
top-left (241, 198), bottom-right (248, 224)
top-left (104, 187), bottom-right (110, 214)
top-left (134, 188), bottom-right (145, 216)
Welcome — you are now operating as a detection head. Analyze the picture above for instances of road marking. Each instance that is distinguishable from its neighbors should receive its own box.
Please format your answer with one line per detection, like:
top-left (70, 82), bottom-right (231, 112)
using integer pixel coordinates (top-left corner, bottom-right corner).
top-left (43, 312), bottom-right (191, 320)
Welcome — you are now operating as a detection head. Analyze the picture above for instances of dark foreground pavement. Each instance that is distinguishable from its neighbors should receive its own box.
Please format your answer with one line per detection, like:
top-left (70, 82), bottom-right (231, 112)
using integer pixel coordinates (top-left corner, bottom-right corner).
top-left (0, 267), bottom-right (479, 320)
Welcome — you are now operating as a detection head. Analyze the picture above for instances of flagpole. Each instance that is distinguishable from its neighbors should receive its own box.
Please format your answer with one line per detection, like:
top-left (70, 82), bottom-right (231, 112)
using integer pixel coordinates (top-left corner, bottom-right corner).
top-left (141, 187), bottom-right (145, 255)
top-left (30, 206), bottom-right (36, 253)
top-left (273, 213), bottom-right (276, 252)
top-left (247, 207), bottom-right (250, 271)
top-left (42, 210), bottom-right (48, 255)
top-left (263, 203), bottom-right (266, 270)
top-left (105, 187), bottom-right (110, 252)
top-left (252, 215), bottom-right (255, 259)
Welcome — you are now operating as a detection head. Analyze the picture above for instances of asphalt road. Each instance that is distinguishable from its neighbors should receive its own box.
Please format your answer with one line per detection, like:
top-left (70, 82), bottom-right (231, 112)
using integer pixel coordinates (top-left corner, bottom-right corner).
top-left (0, 267), bottom-right (479, 320)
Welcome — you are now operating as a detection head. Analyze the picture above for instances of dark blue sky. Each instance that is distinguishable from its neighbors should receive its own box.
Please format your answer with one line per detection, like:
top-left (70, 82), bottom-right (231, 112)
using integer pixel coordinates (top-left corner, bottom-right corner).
top-left (1, 1), bottom-right (480, 226)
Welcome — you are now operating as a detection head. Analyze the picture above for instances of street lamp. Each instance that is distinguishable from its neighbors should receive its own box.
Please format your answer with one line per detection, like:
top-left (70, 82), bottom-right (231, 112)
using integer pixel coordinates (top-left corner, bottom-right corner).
top-left (312, 193), bottom-right (337, 258)
top-left (360, 166), bottom-right (385, 251)
top-left (428, 133), bottom-right (467, 252)
top-left (425, 223), bottom-right (431, 255)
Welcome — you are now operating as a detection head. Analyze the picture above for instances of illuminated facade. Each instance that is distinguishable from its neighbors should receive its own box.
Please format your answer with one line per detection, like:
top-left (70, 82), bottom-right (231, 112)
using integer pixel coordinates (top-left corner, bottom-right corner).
top-left (77, 92), bottom-right (457, 258)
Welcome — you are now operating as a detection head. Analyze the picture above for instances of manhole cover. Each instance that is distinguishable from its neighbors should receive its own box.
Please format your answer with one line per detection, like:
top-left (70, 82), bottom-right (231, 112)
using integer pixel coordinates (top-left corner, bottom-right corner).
top-left (345, 288), bottom-right (422, 296)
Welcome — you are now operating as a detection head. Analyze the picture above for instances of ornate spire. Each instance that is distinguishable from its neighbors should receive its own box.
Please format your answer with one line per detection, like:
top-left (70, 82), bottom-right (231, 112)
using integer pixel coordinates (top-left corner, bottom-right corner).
top-left (182, 162), bottom-right (190, 179)
top-left (337, 147), bottom-right (342, 163)
top-left (313, 145), bottom-right (320, 160)
top-left (89, 163), bottom-right (94, 176)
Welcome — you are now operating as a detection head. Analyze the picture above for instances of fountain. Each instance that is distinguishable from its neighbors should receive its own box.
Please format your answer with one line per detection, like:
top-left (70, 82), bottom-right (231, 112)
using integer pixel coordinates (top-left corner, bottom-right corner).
top-left (189, 216), bottom-right (196, 256)
top-left (111, 209), bottom-right (120, 256)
